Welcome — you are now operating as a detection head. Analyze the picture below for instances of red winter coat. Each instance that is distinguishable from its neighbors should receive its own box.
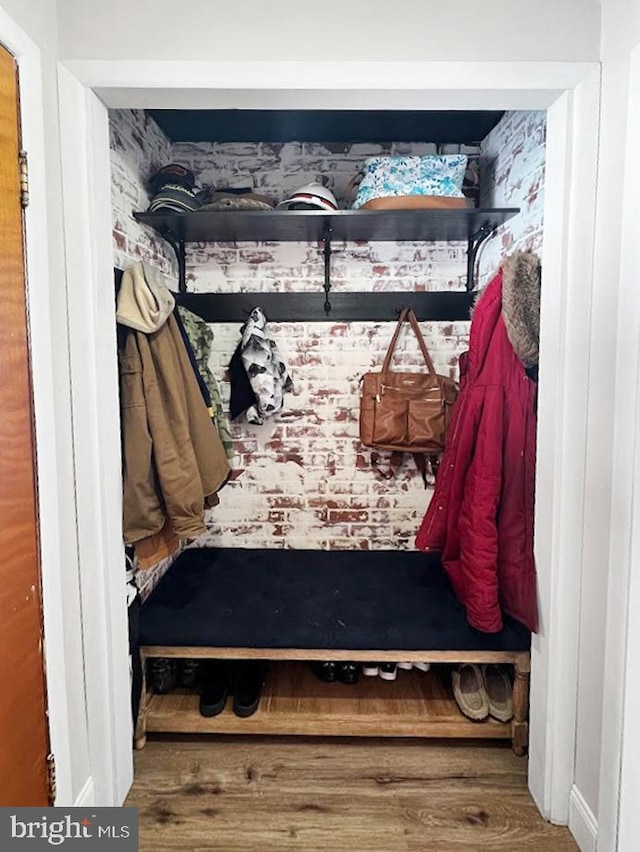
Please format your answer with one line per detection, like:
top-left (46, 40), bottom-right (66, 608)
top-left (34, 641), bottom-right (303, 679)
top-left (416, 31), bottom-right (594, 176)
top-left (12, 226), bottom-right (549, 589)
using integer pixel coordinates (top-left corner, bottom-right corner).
top-left (416, 254), bottom-right (540, 633)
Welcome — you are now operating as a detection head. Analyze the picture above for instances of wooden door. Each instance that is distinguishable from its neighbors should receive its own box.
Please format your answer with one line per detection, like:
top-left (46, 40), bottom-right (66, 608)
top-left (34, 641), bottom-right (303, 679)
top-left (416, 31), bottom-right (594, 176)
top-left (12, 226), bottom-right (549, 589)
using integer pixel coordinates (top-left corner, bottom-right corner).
top-left (0, 43), bottom-right (50, 806)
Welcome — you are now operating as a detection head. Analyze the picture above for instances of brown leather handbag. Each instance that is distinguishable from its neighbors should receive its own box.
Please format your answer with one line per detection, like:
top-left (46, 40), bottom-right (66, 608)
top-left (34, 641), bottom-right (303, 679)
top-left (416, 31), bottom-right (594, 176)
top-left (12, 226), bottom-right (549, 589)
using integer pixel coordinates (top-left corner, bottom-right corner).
top-left (359, 309), bottom-right (458, 484)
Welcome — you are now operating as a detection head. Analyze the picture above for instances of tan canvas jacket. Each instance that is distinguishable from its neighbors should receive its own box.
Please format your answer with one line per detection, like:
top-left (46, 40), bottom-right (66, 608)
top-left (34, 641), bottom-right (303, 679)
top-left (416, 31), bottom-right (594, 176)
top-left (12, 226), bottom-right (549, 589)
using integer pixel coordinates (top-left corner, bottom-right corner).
top-left (119, 313), bottom-right (230, 544)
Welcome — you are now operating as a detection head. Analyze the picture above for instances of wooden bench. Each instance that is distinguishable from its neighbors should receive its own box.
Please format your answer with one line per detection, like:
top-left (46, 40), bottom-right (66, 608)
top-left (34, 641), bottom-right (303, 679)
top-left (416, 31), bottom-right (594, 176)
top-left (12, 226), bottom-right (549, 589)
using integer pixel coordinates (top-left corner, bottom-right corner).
top-left (135, 548), bottom-right (531, 754)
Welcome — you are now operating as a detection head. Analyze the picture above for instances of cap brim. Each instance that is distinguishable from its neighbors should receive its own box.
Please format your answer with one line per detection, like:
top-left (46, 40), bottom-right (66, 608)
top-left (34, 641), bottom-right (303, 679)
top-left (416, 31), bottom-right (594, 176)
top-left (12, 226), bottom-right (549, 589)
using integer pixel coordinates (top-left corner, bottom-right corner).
top-left (276, 197), bottom-right (337, 211)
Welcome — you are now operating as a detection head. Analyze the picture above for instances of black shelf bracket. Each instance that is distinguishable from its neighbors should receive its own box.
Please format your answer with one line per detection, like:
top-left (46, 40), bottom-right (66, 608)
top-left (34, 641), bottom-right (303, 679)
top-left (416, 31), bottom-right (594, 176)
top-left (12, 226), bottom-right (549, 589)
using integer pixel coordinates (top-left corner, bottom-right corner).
top-left (160, 227), bottom-right (187, 292)
top-left (466, 223), bottom-right (495, 291)
top-left (322, 224), bottom-right (332, 315)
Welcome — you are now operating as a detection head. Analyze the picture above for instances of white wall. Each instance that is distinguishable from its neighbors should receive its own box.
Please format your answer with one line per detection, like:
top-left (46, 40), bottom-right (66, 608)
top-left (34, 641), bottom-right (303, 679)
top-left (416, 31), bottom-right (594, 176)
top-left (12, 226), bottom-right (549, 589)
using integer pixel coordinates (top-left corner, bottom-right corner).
top-left (0, 0), bottom-right (56, 51)
top-left (56, 0), bottom-right (601, 62)
top-left (0, 0), bottom-right (92, 806)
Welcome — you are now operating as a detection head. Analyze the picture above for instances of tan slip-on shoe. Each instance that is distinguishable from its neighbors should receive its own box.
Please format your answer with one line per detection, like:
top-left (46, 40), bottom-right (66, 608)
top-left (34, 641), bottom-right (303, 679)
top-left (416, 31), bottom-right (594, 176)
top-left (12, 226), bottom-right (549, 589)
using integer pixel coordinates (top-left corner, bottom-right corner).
top-left (451, 664), bottom-right (490, 721)
top-left (481, 664), bottom-right (514, 722)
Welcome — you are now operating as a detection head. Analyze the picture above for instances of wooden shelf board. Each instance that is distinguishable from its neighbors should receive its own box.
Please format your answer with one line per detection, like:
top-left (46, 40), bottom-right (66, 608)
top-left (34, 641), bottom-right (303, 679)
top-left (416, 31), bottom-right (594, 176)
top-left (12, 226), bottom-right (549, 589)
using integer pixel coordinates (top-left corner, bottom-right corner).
top-left (145, 662), bottom-right (511, 740)
top-left (141, 646), bottom-right (529, 667)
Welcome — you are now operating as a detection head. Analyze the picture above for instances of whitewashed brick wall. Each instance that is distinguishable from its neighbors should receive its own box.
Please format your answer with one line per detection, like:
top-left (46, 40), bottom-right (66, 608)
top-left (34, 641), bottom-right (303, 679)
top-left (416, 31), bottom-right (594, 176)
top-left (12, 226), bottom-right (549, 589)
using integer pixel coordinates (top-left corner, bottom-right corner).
top-left (109, 109), bottom-right (545, 596)
top-left (193, 318), bottom-right (470, 556)
top-left (478, 111), bottom-right (546, 285)
top-left (110, 108), bottom-right (177, 277)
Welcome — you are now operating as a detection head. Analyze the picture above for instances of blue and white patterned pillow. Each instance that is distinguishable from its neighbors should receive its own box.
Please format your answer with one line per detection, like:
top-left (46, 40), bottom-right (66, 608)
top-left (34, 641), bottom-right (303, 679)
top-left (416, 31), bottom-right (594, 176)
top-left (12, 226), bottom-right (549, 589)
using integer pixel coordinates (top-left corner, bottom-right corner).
top-left (352, 155), bottom-right (468, 209)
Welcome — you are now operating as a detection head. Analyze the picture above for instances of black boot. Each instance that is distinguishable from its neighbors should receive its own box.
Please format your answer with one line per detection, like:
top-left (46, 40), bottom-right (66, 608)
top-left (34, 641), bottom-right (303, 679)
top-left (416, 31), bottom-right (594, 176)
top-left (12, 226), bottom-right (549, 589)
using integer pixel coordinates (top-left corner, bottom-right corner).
top-left (337, 662), bottom-right (361, 685)
top-left (199, 661), bottom-right (231, 717)
top-left (149, 658), bottom-right (178, 694)
top-left (179, 659), bottom-right (200, 689)
top-left (232, 661), bottom-right (268, 718)
top-left (310, 661), bottom-right (338, 683)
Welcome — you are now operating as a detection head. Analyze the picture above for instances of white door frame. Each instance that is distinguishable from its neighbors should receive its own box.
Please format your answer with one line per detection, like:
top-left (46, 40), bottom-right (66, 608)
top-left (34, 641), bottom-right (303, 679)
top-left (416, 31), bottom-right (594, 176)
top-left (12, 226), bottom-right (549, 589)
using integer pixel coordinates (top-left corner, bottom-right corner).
top-left (56, 66), bottom-right (134, 808)
top-left (530, 65), bottom-right (601, 831)
top-left (57, 59), bottom-right (600, 815)
top-left (0, 7), bottom-right (77, 805)
top-left (596, 42), bottom-right (640, 852)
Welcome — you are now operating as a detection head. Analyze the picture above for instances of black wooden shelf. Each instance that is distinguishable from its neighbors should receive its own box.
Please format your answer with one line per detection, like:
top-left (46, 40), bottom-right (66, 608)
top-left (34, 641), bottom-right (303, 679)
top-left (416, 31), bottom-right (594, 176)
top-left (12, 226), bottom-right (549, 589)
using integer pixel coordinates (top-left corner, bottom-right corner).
top-left (132, 207), bottom-right (518, 321)
top-left (174, 290), bottom-right (476, 323)
top-left (134, 207), bottom-right (517, 245)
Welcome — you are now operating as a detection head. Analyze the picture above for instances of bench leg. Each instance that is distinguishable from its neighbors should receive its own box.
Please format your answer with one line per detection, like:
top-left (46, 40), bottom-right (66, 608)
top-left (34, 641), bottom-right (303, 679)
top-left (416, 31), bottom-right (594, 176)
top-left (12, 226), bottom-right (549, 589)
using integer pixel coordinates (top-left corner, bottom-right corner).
top-left (134, 653), bottom-right (149, 750)
top-left (511, 653), bottom-right (530, 756)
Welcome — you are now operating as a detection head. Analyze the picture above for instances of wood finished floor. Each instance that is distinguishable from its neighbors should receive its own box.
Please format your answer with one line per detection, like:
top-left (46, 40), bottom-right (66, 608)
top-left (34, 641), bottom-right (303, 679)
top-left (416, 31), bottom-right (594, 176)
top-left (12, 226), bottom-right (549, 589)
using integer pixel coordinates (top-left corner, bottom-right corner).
top-left (127, 736), bottom-right (577, 851)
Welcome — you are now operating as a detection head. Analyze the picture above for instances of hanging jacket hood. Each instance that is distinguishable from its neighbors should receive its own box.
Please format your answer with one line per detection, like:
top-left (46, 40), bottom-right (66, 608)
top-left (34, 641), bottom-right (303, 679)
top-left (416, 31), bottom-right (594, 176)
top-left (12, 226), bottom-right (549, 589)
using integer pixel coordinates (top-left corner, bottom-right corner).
top-left (415, 251), bottom-right (541, 634)
top-left (116, 261), bottom-right (175, 333)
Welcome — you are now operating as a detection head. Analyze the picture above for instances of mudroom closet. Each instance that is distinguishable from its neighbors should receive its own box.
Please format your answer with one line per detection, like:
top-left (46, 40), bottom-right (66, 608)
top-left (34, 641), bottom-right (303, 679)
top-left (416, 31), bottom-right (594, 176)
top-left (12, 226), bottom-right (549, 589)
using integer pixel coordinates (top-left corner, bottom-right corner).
top-left (109, 107), bottom-right (546, 756)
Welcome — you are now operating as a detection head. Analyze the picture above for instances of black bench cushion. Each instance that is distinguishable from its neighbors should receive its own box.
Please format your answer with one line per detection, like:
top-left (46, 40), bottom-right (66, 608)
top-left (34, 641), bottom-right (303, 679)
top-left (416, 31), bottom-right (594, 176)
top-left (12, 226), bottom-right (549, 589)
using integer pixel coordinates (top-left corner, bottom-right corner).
top-left (139, 548), bottom-right (531, 652)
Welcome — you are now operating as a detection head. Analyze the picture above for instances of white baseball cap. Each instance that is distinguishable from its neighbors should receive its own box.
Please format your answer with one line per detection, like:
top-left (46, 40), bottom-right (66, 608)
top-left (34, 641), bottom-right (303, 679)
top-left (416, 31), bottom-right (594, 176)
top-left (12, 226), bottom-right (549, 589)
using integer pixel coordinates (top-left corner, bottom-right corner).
top-left (276, 182), bottom-right (338, 211)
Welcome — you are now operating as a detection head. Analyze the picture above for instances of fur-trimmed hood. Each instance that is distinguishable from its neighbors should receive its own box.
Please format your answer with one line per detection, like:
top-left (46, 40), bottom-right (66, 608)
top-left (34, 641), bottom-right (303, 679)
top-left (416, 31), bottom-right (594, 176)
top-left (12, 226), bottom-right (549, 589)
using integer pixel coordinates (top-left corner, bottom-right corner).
top-left (500, 251), bottom-right (541, 368)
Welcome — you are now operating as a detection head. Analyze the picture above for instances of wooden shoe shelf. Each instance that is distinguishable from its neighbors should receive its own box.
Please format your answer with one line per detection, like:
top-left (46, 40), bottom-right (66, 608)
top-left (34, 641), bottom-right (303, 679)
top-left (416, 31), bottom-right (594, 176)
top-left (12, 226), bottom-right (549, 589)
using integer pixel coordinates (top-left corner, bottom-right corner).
top-left (135, 651), bottom-right (530, 755)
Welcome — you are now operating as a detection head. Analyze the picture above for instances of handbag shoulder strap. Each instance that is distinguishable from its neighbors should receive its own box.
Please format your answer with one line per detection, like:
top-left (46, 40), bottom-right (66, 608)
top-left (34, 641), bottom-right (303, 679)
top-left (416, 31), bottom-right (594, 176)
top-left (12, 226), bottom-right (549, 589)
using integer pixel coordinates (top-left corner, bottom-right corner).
top-left (382, 308), bottom-right (436, 374)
